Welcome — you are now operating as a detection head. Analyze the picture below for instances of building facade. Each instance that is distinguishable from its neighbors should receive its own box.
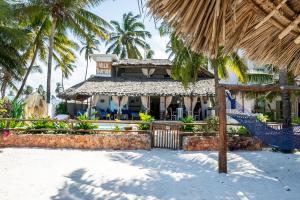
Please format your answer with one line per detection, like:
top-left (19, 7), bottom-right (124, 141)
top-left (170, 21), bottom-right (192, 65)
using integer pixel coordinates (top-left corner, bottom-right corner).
top-left (59, 54), bottom-right (216, 120)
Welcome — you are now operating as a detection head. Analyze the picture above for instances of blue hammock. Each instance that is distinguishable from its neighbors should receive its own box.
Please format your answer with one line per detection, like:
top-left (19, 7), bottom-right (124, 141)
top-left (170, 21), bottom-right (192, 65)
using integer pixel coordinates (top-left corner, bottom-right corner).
top-left (228, 113), bottom-right (300, 150)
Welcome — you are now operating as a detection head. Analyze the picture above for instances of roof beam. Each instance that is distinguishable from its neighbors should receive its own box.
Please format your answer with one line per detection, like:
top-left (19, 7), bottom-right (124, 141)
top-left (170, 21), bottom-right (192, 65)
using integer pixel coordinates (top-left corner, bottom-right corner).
top-left (255, 0), bottom-right (287, 30)
top-left (278, 15), bottom-right (300, 39)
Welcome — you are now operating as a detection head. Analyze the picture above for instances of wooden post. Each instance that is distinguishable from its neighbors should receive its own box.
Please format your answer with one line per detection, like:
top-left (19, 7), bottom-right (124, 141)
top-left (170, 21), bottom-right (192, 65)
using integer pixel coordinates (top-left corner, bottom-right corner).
top-left (218, 86), bottom-right (227, 173)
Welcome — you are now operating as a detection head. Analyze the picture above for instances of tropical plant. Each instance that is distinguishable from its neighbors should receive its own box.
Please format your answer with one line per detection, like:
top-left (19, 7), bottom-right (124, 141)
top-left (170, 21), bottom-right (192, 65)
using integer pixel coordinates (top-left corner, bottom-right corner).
top-left (55, 57), bottom-right (77, 92)
top-left (113, 125), bottom-right (121, 131)
top-left (181, 115), bottom-right (195, 132)
top-left (228, 126), bottom-right (250, 137)
top-left (23, 85), bottom-right (34, 96)
top-left (137, 112), bottom-right (154, 130)
top-left (13, 10), bottom-right (79, 101)
top-left (37, 84), bottom-right (46, 99)
top-left (0, 1), bottom-right (27, 98)
top-left (257, 114), bottom-right (269, 123)
top-left (159, 23), bottom-right (248, 111)
top-left (55, 102), bottom-right (68, 115)
top-left (27, 117), bottom-right (56, 130)
top-left (75, 114), bottom-right (98, 131)
top-left (0, 98), bottom-right (12, 118)
top-left (106, 12), bottom-right (152, 59)
top-left (164, 34), bottom-right (208, 87)
top-left (17, 0), bottom-right (110, 103)
top-left (55, 82), bottom-right (63, 95)
top-left (11, 100), bottom-right (25, 119)
top-left (80, 33), bottom-right (100, 80)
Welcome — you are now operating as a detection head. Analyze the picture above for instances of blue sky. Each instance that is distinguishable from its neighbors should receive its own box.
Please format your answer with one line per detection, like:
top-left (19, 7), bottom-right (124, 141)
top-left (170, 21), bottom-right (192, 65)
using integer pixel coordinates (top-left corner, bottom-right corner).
top-left (26, 0), bottom-right (169, 95)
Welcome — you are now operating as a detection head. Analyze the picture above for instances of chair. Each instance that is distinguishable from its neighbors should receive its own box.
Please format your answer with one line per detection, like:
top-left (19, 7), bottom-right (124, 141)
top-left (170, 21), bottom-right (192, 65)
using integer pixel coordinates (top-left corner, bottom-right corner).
top-left (131, 112), bottom-right (139, 120)
top-left (99, 109), bottom-right (108, 119)
top-left (170, 109), bottom-right (177, 121)
top-left (76, 110), bottom-right (84, 116)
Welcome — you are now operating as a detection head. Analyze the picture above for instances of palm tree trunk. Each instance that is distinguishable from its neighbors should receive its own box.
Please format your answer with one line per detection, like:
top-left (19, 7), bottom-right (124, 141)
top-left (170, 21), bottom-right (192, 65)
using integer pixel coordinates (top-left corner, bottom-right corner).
top-left (1, 80), bottom-right (7, 98)
top-left (61, 72), bottom-right (64, 91)
top-left (14, 46), bottom-right (39, 101)
top-left (212, 59), bottom-right (219, 116)
top-left (279, 68), bottom-right (291, 128)
top-left (46, 17), bottom-right (57, 103)
top-left (84, 57), bottom-right (89, 80)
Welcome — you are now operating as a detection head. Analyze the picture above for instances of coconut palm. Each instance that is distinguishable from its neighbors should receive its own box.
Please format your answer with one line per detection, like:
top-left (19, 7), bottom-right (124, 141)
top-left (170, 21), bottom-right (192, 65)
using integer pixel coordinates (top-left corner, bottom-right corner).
top-left (80, 33), bottom-right (100, 80)
top-left (160, 25), bottom-right (248, 113)
top-left (23, 85), bottom-right (34, 96)
top-left (106, 12), bottom-right (152, 59)
top-left (18, 0), bottom-right (110, 103)
top-left (14, 16), bottom-right (79, 101)
top-left (55, 59), bottom-right (77, 92)
top-left (0, 1), bottom-right (28, 98)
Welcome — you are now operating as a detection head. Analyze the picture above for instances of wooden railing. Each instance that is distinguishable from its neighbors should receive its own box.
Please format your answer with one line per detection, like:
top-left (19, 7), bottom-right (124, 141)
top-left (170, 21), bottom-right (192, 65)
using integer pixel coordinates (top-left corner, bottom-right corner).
top-left (0, 118), bottom-right (283, 135)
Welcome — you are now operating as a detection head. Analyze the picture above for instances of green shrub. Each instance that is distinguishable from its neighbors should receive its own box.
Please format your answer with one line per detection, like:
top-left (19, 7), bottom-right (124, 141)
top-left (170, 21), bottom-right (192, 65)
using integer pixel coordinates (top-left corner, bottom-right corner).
top-left (11, 100), bottom-right (25, 119)
top-left (257, 114), bottom-right (269, 123)
top-left (28, 117), bottom-right (56, 130)
top-left (54, 121), bottom-right (70, 134)
top-left (138, 113), bottom-right (154, 130)
top-left (228, 126), bottom-right (251, 137)
top-left (181, 115), bottom-right (195, 132)
top-left (55, 102), bottom-right (68, 115)
top-left (114, 125), bottom-right (121, 131)
top-left (74, 114), bottom-right (98, 133)
top-left (0, 120), bottom-right (26, 129)
top-left (292, 117), bottom-right (300, 125)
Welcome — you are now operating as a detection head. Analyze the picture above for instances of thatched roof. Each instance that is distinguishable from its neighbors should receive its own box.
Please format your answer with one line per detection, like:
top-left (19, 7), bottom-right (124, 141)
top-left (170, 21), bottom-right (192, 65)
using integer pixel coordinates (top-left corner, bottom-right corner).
top-left (113, 59), bottom-right (172, 68)
top-left (58, 76), bottom-right (215, 100)
top-left (148, 0), bottom-right (300, 74)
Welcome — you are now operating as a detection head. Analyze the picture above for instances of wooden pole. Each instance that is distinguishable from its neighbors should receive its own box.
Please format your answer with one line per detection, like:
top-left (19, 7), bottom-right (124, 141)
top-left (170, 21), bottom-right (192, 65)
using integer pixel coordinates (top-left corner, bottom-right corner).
top-left (218, 86), bottom-right (227, 173)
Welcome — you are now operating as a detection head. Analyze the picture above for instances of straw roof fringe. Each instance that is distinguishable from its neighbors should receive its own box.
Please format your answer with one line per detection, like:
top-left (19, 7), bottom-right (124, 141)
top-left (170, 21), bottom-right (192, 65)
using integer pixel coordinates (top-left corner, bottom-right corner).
top-left (148, 0), bottom-right (300, 74)
top-left (58, 76), bottom-right (215, 100)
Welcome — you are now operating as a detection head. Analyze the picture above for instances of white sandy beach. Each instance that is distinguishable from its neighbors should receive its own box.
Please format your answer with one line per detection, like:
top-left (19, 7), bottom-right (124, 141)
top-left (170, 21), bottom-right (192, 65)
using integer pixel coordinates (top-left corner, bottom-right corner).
top-left (0, 148), bottom-right (299, 200)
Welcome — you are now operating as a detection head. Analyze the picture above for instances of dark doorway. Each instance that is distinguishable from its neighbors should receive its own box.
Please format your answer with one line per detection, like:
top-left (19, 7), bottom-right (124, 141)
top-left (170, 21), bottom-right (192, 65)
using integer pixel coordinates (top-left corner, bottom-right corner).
top-left (150, 96), bottom-right (160, 119)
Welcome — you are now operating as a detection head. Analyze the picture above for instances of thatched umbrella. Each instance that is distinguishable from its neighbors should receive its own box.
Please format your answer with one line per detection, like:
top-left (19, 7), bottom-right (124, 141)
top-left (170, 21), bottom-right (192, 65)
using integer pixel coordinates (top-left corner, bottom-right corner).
top-left (148, 0), bottom-right (300, 73)
top-left (148, 0), bottom-right (300, 173)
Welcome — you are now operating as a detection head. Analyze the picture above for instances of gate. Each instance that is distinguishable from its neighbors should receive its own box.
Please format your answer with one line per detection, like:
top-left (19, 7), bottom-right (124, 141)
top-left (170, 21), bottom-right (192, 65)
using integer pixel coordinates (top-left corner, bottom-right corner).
top-left (151, 122), bottom-right (181, 149)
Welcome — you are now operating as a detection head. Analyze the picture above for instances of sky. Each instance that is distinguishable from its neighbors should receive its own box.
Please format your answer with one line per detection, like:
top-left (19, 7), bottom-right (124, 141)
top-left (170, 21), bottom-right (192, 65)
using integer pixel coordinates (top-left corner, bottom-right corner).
top-left (26, 0), bottom-right (170, 95)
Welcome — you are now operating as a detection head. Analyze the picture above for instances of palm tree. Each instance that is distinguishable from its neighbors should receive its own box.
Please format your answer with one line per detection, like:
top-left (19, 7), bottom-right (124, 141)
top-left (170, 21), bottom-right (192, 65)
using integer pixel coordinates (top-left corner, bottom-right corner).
top-left (55, 59), bottom-right (77, 91)
top-left (23, 85), bottom-right (34, 96)
top-left (55, 82), bottom-right (63, 95)
top-left (106, 12), bottom-right (152, 59)
top-left (279, 68), bottom-right (291, 128)
top-left (80, 33), bottom-right (100, 80)
top-left (14, 18), bottom-right (78, 101)
top-left (160, 25), bottom-right (247, 113)
top-left (18, 0), bottom-right (110, 103)
top-left (0, 1), bottom-right (27, 98)
top-left (210, 49), bottom-right (248, 114)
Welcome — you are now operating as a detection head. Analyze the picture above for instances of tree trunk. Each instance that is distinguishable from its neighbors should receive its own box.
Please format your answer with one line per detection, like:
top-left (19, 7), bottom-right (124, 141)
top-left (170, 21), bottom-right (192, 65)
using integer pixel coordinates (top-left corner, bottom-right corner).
top-left (84, 57), bottom-right (89, 80)
top-left (279, 68), bottom-right (291, 128)
top-left (61, 72), bottom-right (64, 91)
top-left (14, 46), bottom-right (39, 101)
top-left (46, 17), bottom-right (57, 103)
top-left (212, 59), bottom-right (219, 116)
top-left (1, 81), bottom-right (7, 98)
